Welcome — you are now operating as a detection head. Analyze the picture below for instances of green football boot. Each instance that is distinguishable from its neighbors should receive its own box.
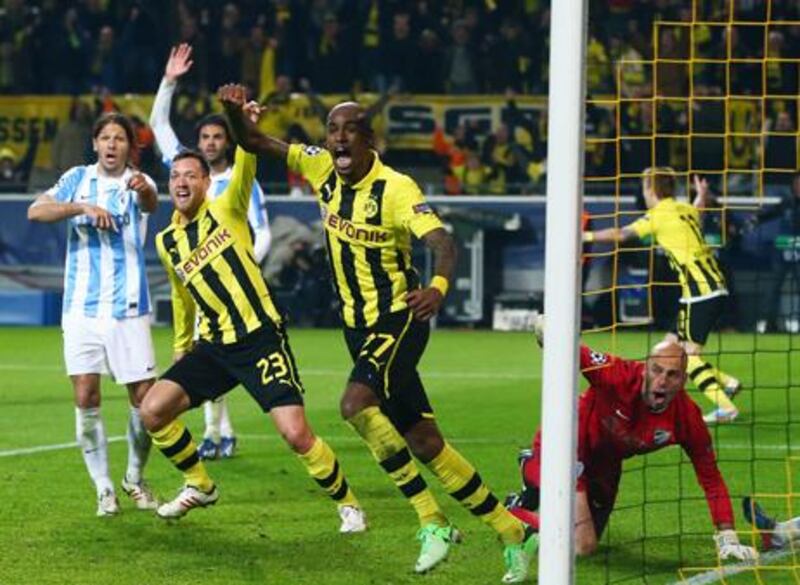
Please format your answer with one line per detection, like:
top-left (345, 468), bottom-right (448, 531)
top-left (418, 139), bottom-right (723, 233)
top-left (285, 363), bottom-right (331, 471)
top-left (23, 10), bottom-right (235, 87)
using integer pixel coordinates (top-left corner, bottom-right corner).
top-left (414, 523), bottom-right (462, 573)
top-left (501, 531), bottom-right (539, 583)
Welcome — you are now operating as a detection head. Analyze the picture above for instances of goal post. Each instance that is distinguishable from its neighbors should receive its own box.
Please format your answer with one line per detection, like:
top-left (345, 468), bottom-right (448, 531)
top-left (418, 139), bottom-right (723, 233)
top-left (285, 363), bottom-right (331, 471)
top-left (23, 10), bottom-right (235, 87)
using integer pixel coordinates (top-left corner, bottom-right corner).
top-left (538, 1), bottom-right (590, 583)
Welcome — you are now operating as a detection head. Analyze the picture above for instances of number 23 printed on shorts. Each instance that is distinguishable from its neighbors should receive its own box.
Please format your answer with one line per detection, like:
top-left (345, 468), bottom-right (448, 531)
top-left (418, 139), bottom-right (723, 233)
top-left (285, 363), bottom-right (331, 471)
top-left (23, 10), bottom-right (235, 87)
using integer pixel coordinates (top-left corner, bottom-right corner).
top-left (256, 351), bottom-right (290, 387)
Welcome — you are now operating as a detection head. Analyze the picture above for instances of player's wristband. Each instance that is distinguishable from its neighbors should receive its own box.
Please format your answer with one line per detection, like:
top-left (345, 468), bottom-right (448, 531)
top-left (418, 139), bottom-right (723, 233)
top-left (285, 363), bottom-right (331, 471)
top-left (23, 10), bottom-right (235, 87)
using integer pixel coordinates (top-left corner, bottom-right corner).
top-left (430, 276), bottom-right (449, 297)
top-left (583, 231), bottom-right (595, 243)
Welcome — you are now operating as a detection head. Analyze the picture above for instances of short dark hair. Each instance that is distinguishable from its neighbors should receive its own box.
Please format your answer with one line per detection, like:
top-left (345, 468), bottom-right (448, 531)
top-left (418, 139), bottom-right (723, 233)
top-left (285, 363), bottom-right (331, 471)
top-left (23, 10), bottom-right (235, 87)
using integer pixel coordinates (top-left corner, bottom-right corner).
top-left (326, 102), bottom-right (376, 149)
top-left (195, 114), bottom-right (232, 142)
top-left (172, 150), bottom-right (210, 176)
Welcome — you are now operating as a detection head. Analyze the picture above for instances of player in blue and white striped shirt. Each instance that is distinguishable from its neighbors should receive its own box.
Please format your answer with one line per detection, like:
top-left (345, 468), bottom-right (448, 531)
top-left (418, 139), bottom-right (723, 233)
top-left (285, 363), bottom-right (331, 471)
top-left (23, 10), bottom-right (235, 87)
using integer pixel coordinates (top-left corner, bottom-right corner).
top-left (150, 43), bottom-right (272, 460)
top-left (28, 113), bottom-right (160, 517)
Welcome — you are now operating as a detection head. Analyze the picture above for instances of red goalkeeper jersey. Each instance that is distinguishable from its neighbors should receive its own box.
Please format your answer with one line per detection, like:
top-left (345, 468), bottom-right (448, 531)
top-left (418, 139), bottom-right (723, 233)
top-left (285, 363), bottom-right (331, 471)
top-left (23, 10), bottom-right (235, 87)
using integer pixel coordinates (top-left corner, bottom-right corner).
top-left (575, 345), bottom-right (734, 526)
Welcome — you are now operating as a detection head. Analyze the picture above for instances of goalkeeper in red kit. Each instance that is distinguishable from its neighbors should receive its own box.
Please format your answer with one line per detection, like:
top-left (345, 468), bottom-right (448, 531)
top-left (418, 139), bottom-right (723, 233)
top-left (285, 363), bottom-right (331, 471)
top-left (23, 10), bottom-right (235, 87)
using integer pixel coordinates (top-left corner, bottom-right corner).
top-left (506, 316), bottom-right (757, 561)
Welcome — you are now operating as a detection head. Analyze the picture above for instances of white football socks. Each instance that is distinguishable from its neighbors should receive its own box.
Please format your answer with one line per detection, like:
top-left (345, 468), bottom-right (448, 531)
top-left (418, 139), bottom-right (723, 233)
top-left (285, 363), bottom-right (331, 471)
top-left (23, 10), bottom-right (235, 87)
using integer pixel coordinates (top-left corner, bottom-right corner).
top-left (125, 406), bottom-right (150, 484)
top-left (219, 397), bottom-right (234, 438)
top-left (204, 399), bottom-right (222, 442)
top-left (75, 407), bottom-right (113, 495)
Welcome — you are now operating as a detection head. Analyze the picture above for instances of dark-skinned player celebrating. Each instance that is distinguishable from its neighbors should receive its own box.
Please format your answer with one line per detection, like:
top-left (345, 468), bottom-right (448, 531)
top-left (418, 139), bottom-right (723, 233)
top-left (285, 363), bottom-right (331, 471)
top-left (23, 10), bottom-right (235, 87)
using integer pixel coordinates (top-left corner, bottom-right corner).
top-left (217, 83), bottom-right (537, 584)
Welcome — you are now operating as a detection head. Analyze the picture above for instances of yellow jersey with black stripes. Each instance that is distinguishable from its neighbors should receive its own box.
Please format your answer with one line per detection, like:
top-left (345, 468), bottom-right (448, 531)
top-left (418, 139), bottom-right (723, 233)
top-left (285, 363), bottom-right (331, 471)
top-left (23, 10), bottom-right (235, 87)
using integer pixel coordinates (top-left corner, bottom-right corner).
top-left (156, 148), bottom-right (281, 350)
top-left (630, 197), bottom-right (728, 303)
top-left (287, 144), bottom-right (443, 328)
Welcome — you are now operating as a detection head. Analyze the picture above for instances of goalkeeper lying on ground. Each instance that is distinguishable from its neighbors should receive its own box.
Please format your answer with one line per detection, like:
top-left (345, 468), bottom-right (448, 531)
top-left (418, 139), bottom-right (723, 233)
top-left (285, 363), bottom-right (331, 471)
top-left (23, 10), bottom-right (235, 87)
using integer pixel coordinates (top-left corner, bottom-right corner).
top-left (505, 316), bottom-right (757, 561)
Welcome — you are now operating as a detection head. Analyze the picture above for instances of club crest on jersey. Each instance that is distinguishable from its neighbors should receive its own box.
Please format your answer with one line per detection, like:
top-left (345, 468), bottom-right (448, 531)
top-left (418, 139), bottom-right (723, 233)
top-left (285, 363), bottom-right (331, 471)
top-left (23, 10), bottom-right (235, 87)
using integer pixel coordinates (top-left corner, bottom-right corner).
top-left (363, 198), bottom-right (379, 219)
top-left (590, 351), bottom-right (609, 365)
top-left (653, 429), bottom-right (672, 446)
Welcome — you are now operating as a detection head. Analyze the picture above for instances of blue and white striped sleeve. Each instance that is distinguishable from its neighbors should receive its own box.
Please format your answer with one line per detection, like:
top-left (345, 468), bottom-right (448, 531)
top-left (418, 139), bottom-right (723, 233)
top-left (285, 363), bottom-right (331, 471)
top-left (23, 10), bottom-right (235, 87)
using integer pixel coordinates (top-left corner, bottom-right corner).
top-left (46, 166), bottom-right (86, 203)
top-left (247, 182), bottom-right (268, 229)
top-left (248, 182), bottom-right (271, 262)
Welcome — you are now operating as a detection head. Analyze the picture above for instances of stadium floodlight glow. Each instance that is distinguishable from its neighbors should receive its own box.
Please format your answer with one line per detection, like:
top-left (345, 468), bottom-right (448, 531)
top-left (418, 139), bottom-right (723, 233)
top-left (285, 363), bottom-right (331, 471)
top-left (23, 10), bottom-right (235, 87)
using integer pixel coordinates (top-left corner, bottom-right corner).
top-left (538, 0), bottom-right (588, 584)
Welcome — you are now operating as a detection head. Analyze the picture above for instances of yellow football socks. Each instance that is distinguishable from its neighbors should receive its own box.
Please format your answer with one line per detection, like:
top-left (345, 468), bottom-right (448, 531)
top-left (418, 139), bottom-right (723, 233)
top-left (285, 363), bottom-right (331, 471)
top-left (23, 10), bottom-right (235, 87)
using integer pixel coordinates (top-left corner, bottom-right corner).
top-left (298, 436), bottom-right (360, 508)
top-left (688, 355), bottom-right (736, 411)
top-left (427, 442), bottom-right (525, 545)
top-left (150, 419), bottom-right (214, 492)
top-left (348, 406), bottom-right (446, 526)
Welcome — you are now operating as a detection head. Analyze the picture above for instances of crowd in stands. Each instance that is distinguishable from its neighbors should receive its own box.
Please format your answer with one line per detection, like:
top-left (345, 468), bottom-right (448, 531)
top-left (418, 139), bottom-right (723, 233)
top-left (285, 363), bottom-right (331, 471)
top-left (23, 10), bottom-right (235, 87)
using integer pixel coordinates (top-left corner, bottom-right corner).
top-left (0, 0), bottom-right (548, 97)
top-left (2, 0), bottom-right (800, 195)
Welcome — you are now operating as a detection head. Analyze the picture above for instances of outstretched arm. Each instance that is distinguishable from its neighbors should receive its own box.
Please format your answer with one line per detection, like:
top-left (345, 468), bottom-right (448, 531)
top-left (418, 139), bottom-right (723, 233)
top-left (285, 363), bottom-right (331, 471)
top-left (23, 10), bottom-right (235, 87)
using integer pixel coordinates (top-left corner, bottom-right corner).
top-left (150, 44), bottom-right (194, 162)
top-left (405, 227), bottom-right (457, 321)
top-left (28, 193), bottom-right (118, 230)
top-left (583, 225), bottom-right (638, 244)
top-left (684, 412), bottom-right (757, 561)
top-left (218, 84), bottom-right (289, 160)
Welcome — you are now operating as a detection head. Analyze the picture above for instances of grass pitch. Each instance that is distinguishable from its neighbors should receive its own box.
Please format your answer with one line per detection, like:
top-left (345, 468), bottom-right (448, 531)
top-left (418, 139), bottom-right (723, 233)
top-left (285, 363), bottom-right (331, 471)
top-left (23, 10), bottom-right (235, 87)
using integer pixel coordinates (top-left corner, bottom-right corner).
top-left (0, 326), bottom-right (798, 585)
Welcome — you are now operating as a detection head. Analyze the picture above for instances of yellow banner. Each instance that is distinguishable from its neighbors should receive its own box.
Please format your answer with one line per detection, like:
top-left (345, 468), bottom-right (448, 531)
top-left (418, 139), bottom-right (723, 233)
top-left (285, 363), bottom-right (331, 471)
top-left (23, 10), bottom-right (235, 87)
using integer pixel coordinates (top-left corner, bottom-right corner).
top-left (0, 94), bottom-right (547, 170)
top-left (382, 94), bottom-right (546, 149)
top-left (0, 96), bottom-right (72, 168)
top-left (254, 93), bottom-right (547, 149)
top-left (0, 95), bottom-right (156, 169)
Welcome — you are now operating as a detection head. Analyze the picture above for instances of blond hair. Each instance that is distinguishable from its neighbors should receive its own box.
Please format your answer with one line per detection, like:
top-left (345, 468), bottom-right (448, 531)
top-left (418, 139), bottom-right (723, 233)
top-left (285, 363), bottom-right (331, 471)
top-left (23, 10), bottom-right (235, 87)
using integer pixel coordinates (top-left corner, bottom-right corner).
top-left (642, 166), bottom-right (676, 200)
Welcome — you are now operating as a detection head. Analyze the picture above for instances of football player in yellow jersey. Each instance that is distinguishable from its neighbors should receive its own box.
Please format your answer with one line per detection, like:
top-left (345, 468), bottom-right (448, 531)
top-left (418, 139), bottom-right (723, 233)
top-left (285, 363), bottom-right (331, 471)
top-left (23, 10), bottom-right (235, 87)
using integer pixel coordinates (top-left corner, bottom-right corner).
top-left (583, 168), bottom-right (742, 424)
top-left (138, 141), bottom-right (366, 533)
top-left (218, 83), bottom-right (536, 584)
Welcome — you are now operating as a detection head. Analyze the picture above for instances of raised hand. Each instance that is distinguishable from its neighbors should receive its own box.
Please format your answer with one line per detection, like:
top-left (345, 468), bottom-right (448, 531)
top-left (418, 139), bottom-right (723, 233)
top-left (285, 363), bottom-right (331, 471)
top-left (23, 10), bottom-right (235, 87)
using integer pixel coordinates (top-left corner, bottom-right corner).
top-left (693, 174), bottom-right (710, 198)
top-left (217, 84), bottom-right (248, 109)
top-left (242, 100), bottom-right (264, 124)
top-left (165, 43), bottom-right (193, 82)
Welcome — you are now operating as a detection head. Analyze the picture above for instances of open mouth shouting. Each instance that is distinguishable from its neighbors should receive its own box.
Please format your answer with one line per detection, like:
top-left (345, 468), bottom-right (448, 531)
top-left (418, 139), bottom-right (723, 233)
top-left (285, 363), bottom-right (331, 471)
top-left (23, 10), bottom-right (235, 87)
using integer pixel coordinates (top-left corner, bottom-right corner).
top-left (174, 185), bottom-right (191, 206)
top-left (333, 146), bottom-right (353, 174)
top-left (650, 388), bottom-right (668, 410)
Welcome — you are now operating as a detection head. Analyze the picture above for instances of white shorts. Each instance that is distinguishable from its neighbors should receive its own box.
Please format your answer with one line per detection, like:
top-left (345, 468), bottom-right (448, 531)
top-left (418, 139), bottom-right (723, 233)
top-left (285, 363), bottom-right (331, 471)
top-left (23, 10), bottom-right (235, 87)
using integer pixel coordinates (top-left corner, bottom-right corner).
top-left (62, 313), bottom-right (157, 384)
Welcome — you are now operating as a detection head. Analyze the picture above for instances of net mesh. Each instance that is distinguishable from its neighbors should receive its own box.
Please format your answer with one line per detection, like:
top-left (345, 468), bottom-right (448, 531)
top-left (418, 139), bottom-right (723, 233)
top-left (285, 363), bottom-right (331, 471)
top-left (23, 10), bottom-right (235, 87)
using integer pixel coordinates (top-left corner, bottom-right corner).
top-left (580, 1), bottom-right (800, 583)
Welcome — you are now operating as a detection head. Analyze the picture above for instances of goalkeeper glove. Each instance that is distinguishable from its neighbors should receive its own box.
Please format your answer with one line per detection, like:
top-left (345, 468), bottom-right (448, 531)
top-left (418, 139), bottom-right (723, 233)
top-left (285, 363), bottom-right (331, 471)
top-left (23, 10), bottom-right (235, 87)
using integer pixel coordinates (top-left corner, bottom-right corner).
top-left (714, 529), bottom-right (758, 561)
top-left (532, 312), bottom-right (544, 347)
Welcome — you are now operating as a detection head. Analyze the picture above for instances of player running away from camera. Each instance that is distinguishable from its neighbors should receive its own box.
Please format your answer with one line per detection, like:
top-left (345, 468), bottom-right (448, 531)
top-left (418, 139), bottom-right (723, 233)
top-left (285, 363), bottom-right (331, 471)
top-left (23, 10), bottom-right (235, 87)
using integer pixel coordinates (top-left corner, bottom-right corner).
top-left (139, 118), bottom-right (365, 532)
top-left (218, 83), bottom-right (536, 584)
top-left (506, 318), bottom-right (756, 562)
top-left (583, 168), bottom-right (741, 424)
top-left (150, 43), bottom-right (273, 459)
top-left (27, 112), bottom-right (159, 517)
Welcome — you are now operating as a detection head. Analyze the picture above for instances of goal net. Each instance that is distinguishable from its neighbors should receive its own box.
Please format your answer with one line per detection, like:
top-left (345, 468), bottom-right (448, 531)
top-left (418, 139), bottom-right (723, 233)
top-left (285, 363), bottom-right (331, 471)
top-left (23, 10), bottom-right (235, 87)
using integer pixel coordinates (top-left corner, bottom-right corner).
top-left (580, 1), bottom-right (800, 583)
